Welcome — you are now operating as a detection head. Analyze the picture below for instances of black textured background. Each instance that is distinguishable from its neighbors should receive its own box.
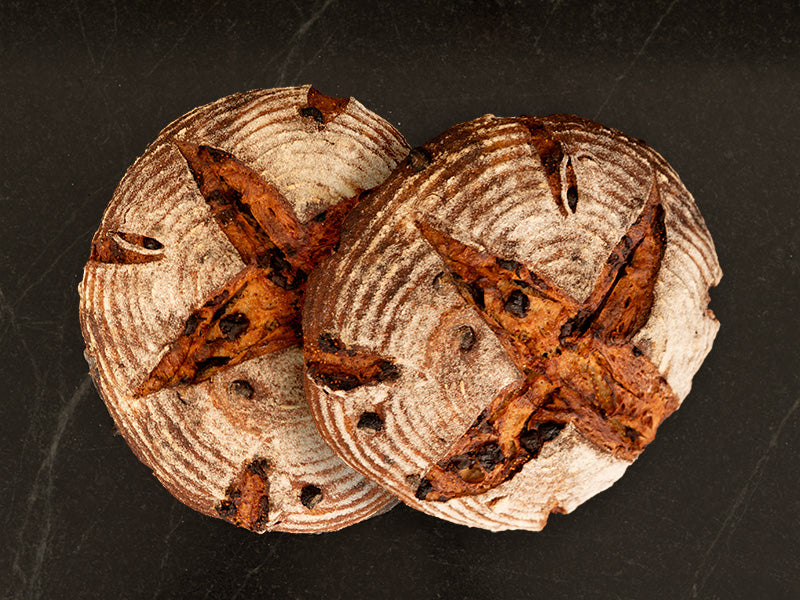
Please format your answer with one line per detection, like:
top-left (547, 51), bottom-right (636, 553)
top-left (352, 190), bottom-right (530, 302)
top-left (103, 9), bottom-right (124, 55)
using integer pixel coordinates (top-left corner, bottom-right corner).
top-left (2, 1), bottom-right (798, 599)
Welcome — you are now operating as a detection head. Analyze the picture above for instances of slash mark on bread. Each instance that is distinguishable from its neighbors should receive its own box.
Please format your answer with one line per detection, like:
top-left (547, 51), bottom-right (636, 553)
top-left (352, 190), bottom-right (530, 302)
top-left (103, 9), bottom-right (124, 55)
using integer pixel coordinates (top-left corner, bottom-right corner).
top-left (135, 140), bottom-right (360, 396)
top-left (216, 458), bottom-right (270, 532)
top-left (306, 334), bottom-right (401, 392)
top-left (412, 179), bottom-right (678, 501)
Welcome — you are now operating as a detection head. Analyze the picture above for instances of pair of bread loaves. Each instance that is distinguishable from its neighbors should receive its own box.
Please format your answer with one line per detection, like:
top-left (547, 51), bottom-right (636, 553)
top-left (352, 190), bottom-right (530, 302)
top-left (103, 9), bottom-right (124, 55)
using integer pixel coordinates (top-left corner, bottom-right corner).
top-left (79, 85), bottom-right (721, 533)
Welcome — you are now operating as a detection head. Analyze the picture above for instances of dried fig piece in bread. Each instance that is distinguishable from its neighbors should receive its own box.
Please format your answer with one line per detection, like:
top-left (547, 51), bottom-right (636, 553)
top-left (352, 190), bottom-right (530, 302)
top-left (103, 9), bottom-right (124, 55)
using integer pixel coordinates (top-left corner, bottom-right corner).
top-left (79, 86), bottom-right (409, 533)
top-left (303, 114), bottom-right (721, 531)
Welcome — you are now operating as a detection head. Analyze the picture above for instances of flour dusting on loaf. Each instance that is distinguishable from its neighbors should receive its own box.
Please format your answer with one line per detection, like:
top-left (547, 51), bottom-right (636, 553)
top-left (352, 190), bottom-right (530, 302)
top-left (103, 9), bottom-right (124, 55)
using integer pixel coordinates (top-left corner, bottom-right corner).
top-left (303, 114), bottom-right (721, 531)
top-left (79, 86), bottom-right (409, 533)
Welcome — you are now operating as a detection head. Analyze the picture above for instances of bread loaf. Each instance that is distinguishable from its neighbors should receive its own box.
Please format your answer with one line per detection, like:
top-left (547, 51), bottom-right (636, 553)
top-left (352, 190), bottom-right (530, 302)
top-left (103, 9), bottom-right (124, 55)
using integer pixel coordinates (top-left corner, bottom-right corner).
top-left (302, 114), bottom-right (721, 531)
top-left (79, 85), bottom-right (409, 532)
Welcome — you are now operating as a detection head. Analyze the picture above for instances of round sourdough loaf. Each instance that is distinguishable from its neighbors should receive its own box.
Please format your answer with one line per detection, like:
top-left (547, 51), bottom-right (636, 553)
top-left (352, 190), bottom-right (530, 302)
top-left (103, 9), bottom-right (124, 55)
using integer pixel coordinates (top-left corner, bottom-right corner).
top-left (79, 85), bottom-right (409, 533)
top-left (302, 114), bottom-right (721, 531)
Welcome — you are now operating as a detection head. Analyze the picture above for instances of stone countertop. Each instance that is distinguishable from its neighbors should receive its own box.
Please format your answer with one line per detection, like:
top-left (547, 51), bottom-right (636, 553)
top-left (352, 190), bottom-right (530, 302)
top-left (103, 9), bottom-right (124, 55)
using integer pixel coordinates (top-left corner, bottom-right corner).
top-left (2, 1), bottom-right (798, 598)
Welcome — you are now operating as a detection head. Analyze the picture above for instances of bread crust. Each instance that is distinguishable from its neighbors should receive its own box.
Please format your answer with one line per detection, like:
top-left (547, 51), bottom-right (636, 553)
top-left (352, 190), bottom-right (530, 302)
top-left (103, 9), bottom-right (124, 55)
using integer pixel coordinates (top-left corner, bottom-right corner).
top-left (303, 114), bottom-right (721, 531)
top-left (79, 86), bottom-right (409, 533)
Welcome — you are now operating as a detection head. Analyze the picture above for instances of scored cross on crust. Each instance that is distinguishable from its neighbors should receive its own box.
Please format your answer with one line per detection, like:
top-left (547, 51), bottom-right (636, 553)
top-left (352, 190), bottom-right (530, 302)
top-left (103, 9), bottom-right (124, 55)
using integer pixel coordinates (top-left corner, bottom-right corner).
top-left (409, 179), bottom-right (680, 502)
top-left (112, 139), bottom-right (361, 397)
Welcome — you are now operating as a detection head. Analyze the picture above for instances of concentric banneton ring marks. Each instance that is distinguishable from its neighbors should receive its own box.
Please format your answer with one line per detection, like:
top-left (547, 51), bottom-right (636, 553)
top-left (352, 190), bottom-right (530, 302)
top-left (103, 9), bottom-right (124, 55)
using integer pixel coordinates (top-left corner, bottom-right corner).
top-left (303, 114), bottom-right (721, 531)
top-left (79, 86), bottom-right (409, 533)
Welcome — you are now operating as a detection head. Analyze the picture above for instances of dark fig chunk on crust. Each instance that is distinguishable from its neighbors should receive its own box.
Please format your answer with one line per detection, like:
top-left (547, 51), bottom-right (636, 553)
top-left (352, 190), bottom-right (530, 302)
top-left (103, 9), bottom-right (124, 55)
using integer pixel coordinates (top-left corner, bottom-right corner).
top-left (300, 485), bottom-right (323, 509)
top-left (408, 146), bottom-right (432, 172)
top-left (476, 443), bottom-right (504, 471)
top-left (219, 312), bottom-right (250, 340)
top-left (318, 332), bottom-right (344, 353)
top-left (538, 421), bottom-right (565, 442)
top-left (504, 289), bottom-right (530, 318)
top-left (357, 412), bottom-right (384, 432)
top-left (457, 325), bottom-right (477, 351)
top-left (414, 479), bottom-right (433, 501)
top-left (228, 379), bottom-right (254, 399)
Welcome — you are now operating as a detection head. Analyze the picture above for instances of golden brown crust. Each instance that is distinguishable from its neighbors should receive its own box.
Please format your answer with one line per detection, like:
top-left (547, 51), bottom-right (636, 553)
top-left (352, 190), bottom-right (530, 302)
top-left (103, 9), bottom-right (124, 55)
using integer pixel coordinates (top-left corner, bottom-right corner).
top-left (79, 86), bottom-right (409, 533)
top-left (303, 113), bottom-right (721, 531)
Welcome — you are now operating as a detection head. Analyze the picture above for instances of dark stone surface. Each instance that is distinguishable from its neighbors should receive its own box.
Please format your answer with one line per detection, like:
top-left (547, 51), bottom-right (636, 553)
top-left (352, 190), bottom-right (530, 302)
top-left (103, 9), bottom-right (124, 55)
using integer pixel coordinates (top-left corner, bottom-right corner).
top-left (1, 1), bottom-right (798, 598)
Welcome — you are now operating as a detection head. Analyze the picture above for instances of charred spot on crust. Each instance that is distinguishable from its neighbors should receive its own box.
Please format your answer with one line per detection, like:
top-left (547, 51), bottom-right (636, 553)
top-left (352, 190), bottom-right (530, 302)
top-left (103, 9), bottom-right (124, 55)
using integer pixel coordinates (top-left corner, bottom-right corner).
top-left (408, 146), bottom-right (432, 172)
top-left (228, 379), bottom-right (254, 399)
top-left (356, 411), bottom-right (384, 432)
top-left (300, 485), bottom-right (323, 509)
